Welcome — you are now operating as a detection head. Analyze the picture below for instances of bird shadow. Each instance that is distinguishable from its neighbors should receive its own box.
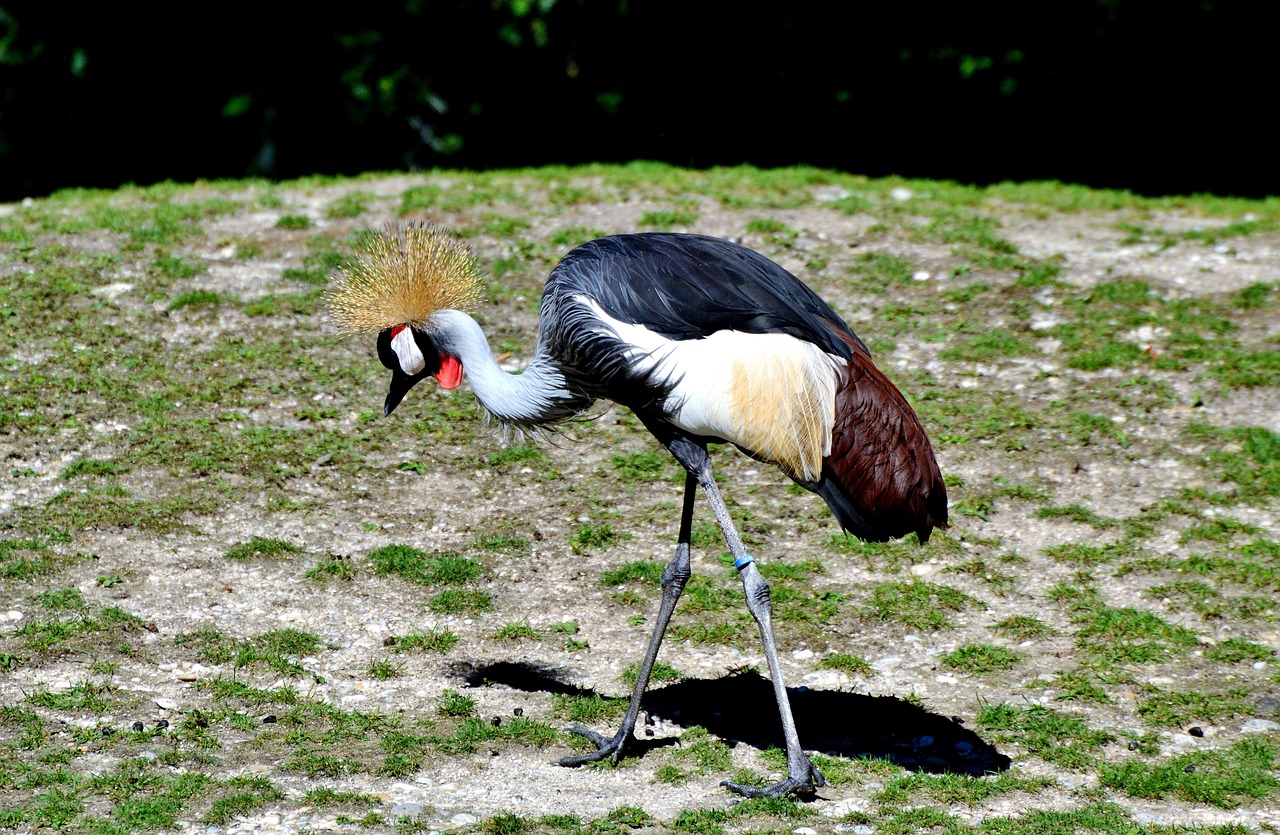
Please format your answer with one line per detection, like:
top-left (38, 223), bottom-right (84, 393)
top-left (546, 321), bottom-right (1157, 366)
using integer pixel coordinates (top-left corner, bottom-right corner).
top-left (453, 661), bottom-right (1010, 776)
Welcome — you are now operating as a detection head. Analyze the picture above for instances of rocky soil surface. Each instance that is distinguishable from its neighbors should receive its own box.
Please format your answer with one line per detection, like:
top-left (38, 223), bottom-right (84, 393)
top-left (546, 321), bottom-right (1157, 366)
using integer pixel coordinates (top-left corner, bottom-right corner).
top-left (1, 169), bottom-right (1278, 833)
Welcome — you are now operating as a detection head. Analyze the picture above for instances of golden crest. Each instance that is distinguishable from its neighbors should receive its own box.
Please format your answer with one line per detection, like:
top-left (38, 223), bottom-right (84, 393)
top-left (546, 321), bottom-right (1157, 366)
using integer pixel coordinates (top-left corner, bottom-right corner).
top-left (325, 221), bottom-right (483, 333)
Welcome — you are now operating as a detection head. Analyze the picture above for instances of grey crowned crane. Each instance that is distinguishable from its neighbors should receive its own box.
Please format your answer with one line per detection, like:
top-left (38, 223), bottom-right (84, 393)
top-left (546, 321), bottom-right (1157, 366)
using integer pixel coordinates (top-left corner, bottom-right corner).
top-left (327, 223), bottom-right (947, 798)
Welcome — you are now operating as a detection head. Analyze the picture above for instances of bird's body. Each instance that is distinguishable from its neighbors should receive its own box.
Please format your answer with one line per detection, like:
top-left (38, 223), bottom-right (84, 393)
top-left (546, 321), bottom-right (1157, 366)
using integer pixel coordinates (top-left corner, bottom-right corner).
top-left (328, 225), bottom-right (947, 798)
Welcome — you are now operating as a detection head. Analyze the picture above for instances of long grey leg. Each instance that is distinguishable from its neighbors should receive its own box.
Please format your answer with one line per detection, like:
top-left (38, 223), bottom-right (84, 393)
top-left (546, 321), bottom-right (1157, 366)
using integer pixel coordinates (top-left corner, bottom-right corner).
top-left (689, 454), bottom-right (825, 798)
top-left (558, 472), bottom-right (697, 766)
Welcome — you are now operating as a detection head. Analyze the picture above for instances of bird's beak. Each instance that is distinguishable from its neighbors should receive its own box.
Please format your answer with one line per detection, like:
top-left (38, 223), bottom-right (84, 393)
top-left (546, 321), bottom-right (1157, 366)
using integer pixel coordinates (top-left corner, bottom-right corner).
top-left (384, 368), bottom-right (428, 416)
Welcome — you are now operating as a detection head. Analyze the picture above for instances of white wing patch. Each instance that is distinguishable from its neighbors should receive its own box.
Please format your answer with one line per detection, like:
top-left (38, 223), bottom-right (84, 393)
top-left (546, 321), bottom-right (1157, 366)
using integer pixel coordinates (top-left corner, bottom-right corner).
top-left (580, 297), bottom-right (841, 481)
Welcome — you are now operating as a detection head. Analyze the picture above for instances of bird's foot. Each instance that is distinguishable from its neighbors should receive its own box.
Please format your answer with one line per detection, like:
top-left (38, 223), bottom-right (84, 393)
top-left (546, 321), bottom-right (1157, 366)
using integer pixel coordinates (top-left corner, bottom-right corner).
top-left (556, 726), bottom-right (628, 766)
top-left (721, 757), bottom-right (826, 799)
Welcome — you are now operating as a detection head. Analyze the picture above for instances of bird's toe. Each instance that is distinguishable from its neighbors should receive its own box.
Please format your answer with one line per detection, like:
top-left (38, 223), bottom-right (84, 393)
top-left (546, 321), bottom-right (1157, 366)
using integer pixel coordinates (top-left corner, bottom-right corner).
top-left (557, 726), bottom-right (627, 767)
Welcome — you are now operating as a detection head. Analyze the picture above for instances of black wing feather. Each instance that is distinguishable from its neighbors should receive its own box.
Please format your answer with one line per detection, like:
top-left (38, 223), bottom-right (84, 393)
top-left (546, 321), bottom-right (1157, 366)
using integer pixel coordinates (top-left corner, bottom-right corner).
top-left (545, 234), bottom-right (868, 358)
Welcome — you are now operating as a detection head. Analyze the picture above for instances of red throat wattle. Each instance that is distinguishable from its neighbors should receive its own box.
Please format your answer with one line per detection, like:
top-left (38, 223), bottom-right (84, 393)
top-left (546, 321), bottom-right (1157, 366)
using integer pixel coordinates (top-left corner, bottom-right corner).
top-left (435, 354), bottom-right (463, 389)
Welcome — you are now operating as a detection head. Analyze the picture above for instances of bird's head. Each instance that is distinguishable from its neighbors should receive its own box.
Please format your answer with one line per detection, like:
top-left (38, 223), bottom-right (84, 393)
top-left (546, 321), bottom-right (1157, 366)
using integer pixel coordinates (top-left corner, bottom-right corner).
top-left (326, 222), bottom-right (482, 416)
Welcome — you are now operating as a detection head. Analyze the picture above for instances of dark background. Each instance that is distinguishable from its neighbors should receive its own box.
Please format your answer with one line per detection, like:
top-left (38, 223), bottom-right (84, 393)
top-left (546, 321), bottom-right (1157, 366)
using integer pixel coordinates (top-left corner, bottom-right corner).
top-left (1, 1), bottom-right (1275, 202)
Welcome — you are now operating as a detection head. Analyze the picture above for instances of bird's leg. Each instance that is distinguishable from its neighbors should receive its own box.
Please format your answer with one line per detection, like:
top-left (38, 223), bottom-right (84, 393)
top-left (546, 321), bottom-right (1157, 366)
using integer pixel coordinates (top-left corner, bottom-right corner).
top-left (691, 459), bottom-right (826, 799)
top-left (558, 472), bottom-right (696, 767)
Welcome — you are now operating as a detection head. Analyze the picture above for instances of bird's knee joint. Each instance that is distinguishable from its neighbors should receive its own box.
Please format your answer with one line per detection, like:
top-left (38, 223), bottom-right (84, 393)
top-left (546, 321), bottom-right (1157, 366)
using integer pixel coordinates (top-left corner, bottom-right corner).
top-left (661, 569), bottom-right (690, 597)
top-left (739, 568), bottom-right (773, 616)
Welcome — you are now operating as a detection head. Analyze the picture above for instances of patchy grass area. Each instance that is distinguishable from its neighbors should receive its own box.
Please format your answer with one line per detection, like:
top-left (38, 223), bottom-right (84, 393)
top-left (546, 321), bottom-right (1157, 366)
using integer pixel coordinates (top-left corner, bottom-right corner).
top-left (1, 167), bottom-right (1278, 831)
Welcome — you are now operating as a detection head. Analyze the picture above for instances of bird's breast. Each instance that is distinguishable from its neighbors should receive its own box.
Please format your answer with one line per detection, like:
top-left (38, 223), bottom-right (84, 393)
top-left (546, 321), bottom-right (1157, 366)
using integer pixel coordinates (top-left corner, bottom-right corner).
top-left (580, 298), bottom-right (841, 481)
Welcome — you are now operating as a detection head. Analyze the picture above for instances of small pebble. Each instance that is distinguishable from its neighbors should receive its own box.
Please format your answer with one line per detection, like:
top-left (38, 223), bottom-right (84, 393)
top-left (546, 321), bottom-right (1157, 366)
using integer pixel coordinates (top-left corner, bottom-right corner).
top-left (794, 828), bottom-right (818, 835)
top-left (154, 698), bottom-right (179, 711)
top-left (452, 813), bottom-right (479, 826)
top-left (389, 802), bottom-right (423, 817)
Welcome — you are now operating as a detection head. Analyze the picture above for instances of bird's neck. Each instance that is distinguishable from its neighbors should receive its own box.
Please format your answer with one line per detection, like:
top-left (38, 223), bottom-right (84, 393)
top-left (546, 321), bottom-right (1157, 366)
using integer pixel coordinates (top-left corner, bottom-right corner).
top-left (431, 309), bottom-right (584, 427)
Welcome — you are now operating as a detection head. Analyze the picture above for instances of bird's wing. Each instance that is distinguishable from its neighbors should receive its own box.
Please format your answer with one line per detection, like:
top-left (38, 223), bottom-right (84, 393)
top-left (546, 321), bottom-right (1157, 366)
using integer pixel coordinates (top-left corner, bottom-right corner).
top-left (547, 233), bottom-right (867, 358)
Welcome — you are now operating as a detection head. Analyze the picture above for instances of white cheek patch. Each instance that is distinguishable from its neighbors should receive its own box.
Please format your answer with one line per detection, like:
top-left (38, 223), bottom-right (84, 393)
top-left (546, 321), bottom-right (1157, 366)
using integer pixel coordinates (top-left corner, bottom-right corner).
top-left (391, 327), bottom-right (426, 375)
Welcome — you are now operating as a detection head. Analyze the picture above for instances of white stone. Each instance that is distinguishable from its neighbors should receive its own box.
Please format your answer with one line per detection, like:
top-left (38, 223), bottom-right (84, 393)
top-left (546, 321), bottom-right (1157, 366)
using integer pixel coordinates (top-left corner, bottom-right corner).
top-left (1240, 719), bottom-right (1279, 733)
top-left (91, 282), bottom-right (134, 300)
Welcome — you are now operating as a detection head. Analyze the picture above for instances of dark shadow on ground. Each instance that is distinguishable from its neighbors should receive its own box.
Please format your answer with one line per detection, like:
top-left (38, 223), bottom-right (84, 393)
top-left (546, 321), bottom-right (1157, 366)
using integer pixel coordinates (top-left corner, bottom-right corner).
top-left (454, 661), bottom-right (1010, 776)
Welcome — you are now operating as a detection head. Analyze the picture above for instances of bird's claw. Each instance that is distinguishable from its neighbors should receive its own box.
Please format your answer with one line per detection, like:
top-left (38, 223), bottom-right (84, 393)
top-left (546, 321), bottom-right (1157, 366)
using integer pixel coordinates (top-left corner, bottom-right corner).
top-left (556, 725), bottom-right (628, 766)
top-left (721, 757), bottom-right (826, 799)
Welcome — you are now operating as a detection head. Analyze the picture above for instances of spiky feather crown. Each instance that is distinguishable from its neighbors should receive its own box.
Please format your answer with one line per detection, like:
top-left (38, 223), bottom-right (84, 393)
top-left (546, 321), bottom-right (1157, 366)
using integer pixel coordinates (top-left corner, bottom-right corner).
top-left (325, 222), bottom-right (483, 333)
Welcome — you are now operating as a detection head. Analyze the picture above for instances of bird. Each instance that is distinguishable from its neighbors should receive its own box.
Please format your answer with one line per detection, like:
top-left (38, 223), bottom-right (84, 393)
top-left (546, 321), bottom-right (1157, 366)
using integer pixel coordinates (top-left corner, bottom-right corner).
top-left (326, 221), bottom-right (947, 798)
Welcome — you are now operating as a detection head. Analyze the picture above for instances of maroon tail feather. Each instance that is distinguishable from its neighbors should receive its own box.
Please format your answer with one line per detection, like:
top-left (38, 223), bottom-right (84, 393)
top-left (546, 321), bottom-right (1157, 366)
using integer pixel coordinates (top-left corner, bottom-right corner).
top-left (813, 328), bottom-right (948, 543)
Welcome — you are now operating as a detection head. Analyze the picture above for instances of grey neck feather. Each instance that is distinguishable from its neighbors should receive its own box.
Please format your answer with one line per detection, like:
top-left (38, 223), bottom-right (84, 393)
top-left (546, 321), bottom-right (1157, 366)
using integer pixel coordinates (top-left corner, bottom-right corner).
top-left (428, 309), bottom-right (588, 427)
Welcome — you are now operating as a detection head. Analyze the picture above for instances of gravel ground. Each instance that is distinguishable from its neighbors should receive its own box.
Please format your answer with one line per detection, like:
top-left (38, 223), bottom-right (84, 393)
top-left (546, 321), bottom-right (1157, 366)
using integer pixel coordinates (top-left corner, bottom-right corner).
top-left (1, 170), bottom-right (1278, 833)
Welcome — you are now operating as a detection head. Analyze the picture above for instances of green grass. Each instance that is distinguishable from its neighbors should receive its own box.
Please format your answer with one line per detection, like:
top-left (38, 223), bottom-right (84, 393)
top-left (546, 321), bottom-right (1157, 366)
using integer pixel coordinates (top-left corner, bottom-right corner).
top-left (1205, 636), bottom-right (1273, 663)
top-left (991, 615), bottom-right (1052, 639)
top-left (876, 771), bottom-right (1053, 806)
top-left (1100, 737), bottom-right (1278, 808)
top-left (326, 192), bottom-right (370, 219)
top-left (59, 458), bottom-right (129, 479)
top-left (978, 703), bottom-right (1114, 770)
top-left (817, 653), bottom-right (872, 676)
top-left (303, 553), bottom-right (356, 581)
top-left (611, 451), bottom-right (670, 481)
top-left (388, 629), bottom-right (460, 653)
top-left (1073, 605), bottom-right (1200, 666)
top-left (491, 622), bottom-right (542, 641)
top-left (620, 661), bottom-right (681, 687)
top-left (167, 289), bottom-right (228, 310)
top-left (637, 210), bottom-right (698, 230)
top-left (223, 537), bottom-right (305, 561)
top-left (1136, 686), bottom-right (1253, 727)
top-left (864, 579), bottom-right (977, 630)
top-left (174, 627), bottom-right (324, 677)
top-left (275, 214), bottom-right (312, 230)
top-left (941, 643), bottom-right (1021, 674)
top-left (368, 545), bottom-right (484, 585)
top-left (429, 589), bottom-right (493, 614)
top-left (600, 560), bottom-right (664, 586)
top-left (572, 522), bottom-right (624, 552)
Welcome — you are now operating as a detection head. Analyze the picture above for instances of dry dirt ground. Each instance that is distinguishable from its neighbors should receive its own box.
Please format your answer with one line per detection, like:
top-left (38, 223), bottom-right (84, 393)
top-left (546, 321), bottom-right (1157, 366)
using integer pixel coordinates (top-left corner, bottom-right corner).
top-left (1, 168), bottom-right (1278, 834)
